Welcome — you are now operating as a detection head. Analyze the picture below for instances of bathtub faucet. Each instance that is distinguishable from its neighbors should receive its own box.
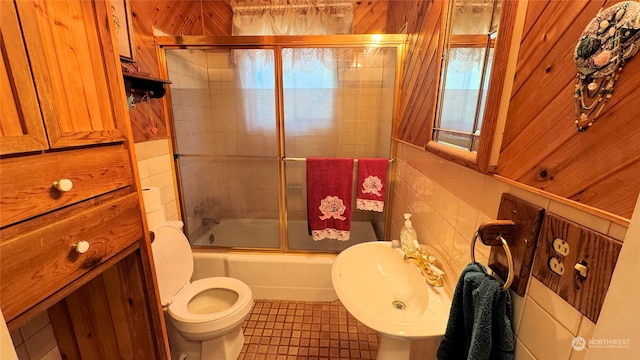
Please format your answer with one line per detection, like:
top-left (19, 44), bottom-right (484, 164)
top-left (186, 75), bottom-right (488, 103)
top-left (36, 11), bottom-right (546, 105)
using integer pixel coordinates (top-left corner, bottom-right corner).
top-left (202, 217), bottom-right (220, 226)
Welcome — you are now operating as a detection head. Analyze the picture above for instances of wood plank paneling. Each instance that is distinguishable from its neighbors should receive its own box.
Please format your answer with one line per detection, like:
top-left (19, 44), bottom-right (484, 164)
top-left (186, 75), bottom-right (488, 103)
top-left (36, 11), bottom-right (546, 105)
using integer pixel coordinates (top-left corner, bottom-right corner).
top-left (497, 0), bottom-right (640, 218)
top-left (50, 251), bottom-right (157, 359)
top-left (388, 0), bottom-right (638, 219)
top-left (127, 1), bottom-right (170, 142)
top-left (392, 0), bottom-right (443, 146)
top-left (353, 0), bottom-right (388, 33)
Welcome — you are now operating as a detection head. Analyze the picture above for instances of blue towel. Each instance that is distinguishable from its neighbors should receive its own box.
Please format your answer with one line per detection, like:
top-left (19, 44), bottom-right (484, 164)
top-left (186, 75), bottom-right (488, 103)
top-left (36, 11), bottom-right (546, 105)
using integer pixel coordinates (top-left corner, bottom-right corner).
top-left (437, 262), bottom-right (515, 360)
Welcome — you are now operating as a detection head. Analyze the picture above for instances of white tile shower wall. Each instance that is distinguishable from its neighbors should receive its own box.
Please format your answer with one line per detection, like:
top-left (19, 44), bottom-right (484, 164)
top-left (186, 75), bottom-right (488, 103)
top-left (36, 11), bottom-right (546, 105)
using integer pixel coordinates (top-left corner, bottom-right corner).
top-left (392, 140), bottom-right (626, 360)
top-left (134, 139), bottom-right (178, 221)
top-left (11, 312), bottom-right (61, 360)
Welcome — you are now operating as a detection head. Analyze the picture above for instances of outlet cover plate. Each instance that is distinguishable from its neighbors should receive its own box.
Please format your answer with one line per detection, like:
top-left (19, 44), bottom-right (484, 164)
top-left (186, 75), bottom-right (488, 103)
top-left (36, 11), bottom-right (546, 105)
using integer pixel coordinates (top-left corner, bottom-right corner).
top-left (488, 193), bottom-right (545, 297)
top-left (531, 213), bottom-right (622, 322)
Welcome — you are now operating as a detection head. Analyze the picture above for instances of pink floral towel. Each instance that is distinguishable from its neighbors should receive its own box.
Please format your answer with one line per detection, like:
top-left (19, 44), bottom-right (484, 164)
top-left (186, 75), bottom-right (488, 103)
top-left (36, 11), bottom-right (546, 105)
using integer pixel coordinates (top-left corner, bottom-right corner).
top-left (306, 158), bottom-right (354, 241)
top-left (356, 158), bottom-right (388, 212)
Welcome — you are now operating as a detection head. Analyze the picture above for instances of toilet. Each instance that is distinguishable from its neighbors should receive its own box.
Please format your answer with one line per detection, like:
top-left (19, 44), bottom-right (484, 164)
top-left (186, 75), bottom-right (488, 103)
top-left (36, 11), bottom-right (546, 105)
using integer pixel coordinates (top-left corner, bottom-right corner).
top-left (151, 224), bottom-right (253, 360)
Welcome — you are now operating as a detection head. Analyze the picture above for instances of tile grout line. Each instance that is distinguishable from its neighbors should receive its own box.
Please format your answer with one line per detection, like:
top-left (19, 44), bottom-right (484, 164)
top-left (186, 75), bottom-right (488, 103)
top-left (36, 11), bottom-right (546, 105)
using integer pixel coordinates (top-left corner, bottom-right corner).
top-left (239, 299), bottom-right (379, 360)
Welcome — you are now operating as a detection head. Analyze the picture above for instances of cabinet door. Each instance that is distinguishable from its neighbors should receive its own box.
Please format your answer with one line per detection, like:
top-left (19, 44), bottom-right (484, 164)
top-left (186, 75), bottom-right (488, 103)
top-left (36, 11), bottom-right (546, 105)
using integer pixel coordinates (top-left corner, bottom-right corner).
top-left (15, 0), bottom-right (129, 148)
top-left (0, 1), bottom-right (49, 155)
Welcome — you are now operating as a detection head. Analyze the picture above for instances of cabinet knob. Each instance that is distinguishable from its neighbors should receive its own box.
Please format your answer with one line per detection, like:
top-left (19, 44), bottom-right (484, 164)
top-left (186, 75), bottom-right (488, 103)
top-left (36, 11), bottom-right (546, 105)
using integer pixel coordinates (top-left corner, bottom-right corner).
top-left (52, 179), bottom-right (73, 192)
top-left (74, 240), bottom-right (90, 254)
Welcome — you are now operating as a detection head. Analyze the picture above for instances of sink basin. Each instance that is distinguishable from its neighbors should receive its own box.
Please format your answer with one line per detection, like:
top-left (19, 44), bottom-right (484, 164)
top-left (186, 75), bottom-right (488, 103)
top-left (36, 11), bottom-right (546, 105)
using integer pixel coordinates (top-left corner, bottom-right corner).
top-left (331, 241), bottom-right (452, 359)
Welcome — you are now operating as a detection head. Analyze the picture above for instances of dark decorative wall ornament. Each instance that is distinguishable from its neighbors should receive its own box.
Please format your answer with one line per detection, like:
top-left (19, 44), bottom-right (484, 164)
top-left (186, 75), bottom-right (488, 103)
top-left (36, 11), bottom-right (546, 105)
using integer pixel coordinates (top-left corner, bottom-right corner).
top-left (574, 1), bottom-right (640, 132)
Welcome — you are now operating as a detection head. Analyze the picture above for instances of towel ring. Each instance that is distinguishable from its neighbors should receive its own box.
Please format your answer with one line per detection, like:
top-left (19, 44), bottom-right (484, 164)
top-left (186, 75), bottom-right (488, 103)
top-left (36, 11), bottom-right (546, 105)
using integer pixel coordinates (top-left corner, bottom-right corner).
top-left (470, 231), bottom-right (514, 291)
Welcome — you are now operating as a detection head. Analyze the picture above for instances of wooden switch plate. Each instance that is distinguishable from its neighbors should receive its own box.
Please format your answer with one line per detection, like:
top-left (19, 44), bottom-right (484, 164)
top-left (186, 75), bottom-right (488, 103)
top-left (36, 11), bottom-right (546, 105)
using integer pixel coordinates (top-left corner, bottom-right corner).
top-left (532, 213), bottom-right (622, 323)
top-left (488, 193), bottom-right (545, 297)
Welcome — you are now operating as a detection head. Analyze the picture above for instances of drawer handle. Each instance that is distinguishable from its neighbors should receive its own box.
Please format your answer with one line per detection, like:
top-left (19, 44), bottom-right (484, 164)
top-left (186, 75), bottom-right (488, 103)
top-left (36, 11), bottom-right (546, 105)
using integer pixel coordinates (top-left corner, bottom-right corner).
top-left (74, 241), bottom-right (90, 254)
top-left (52, 179), bottom-right (73, 192)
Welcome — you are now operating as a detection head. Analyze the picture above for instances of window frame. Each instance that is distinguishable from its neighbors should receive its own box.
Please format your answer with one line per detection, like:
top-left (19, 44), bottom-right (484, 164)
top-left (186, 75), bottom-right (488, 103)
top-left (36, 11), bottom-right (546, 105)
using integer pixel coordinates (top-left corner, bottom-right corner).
top-left (427, 0), bottom-right (523, 173)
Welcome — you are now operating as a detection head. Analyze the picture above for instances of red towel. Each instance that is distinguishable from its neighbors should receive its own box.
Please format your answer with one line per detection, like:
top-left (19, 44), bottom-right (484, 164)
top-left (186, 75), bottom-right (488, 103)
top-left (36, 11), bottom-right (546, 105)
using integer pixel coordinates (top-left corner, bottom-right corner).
top-left (306, 158), bottom-right (354, 241)
top-left (356, 158), bottom-right (388, 212)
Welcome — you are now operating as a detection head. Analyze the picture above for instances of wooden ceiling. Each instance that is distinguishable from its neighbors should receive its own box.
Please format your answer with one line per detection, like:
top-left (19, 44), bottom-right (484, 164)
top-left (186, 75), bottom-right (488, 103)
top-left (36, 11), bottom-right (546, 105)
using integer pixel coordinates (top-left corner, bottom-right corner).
top-left (135, 0), bottom-right (389, 36)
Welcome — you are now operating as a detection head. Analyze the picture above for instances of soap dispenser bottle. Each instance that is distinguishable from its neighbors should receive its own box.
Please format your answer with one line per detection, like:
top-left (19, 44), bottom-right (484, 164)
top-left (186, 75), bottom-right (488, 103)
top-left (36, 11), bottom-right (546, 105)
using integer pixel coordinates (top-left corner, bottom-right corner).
top-left (400, 213), bottom-right (418, 253)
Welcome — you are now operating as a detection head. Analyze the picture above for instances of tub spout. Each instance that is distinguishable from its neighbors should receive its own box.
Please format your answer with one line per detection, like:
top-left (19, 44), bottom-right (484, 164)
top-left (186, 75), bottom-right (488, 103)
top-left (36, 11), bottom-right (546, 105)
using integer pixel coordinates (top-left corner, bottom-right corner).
top-left (202, 217), bottom-right (220, 226)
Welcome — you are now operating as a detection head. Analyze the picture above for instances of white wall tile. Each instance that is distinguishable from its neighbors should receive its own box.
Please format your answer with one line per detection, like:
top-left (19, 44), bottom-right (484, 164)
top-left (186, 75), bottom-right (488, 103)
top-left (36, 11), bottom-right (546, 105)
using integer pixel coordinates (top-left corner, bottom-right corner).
top-left (442, 192), bottom-right (460, 227)
top-left (443, 162), bottom-right (465, 194)
top-left (450, 231), bottom-right (471, 271)
top-left (515, 339), bottom-right (535, 360)
top-left (479, 176), bottom-right (511, 219)
top-left (510, 292), bottom-right (526, 334)
top-left (9, 328), bottom-right (22, 347)
top-left (518, 297), bottom-right (575, 360)
top-left (24, 324), bottom-right (57, 360)
top-left (460, 168), bottom-right (484, 208)
top-left (607, 222), bottom-right (628, 242)
top-left (548, 201), bottom-right (611, 235)
top-left (19, 312), bottom-right (49, 340)
top-left (456, 200), bottom-right (478, 239)
top-left (40, 347), bottom-right (62, 360)
top-left (134, 142), bottom-right (148, 161)
top-left (527, 278), bottom-right (582, 335)
top-left (569, 317), bottom-right (596, 360)
top-left (15, 344), bottom-right (28, 360)
top-left (509, 186), bottom-right (550, 210)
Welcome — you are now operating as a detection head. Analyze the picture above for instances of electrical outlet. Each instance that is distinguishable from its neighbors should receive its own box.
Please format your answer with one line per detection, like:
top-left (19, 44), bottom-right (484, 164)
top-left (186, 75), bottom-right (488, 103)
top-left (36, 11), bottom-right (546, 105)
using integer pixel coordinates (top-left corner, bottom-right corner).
top-left (552, 237), bottom-right (570, 256)
top-left (548, 257), bottom-right (565, 275)
top-left (533, 213), bottom-right (623, 322)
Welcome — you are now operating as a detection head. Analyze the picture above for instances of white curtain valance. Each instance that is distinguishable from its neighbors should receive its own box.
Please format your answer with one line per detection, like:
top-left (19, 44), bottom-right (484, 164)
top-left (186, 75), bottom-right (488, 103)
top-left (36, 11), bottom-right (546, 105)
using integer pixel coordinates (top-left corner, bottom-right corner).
top-left (231, 0), bottom-right (354, 35)
top-left (231, 0), bottom-right (354, 75)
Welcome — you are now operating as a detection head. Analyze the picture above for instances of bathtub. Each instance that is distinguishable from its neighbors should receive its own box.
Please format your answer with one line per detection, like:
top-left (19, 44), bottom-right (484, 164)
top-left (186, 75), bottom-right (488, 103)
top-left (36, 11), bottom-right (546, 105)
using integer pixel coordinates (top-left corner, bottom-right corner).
top-left (192, 251), bottom-right (339, 301)
top-left (190, 218), bottom-right (379, 301)
top-left (190, 218), bottom-right (379, 252)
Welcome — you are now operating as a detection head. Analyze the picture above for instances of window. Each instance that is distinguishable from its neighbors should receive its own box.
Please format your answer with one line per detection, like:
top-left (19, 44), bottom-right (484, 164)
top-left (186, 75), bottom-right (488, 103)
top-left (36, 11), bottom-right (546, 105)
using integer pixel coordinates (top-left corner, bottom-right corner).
top-left (236, 48), bottom-right (337, 134)
top-left (434, 0), bottom-right (500, 152)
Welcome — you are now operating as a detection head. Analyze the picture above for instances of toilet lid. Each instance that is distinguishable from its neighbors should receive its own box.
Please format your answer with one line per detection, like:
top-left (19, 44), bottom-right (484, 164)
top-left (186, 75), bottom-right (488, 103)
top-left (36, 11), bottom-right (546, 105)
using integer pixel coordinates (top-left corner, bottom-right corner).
top-left (151, 225), bottom-right (194, 306)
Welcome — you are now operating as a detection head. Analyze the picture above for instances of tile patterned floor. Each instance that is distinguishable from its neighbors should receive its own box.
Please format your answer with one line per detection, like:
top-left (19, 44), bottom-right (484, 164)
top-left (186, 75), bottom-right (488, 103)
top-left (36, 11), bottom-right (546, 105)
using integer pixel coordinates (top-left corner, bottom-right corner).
top-left (239, 299), bottom-right (379, 360)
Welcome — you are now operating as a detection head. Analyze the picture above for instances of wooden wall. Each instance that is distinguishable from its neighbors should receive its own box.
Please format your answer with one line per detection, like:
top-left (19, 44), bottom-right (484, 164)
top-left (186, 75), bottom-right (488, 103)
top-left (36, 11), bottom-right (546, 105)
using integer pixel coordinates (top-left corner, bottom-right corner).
top-left (388, 0), bottom-right (639, 220)
top-left (128, 0), bottom-right (638, 218)
top-left (127, 0), bottom-right (389, 142)
top-left (391, 0), bottom-right (445, 145)
top-left (497, 0), bottom-right (640, 219)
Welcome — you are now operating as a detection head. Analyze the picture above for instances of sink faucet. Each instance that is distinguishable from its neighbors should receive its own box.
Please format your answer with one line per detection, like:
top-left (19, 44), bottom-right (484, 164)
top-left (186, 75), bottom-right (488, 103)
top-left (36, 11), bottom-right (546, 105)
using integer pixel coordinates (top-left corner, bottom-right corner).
top-left (403, 247), bottom-right (445, 287)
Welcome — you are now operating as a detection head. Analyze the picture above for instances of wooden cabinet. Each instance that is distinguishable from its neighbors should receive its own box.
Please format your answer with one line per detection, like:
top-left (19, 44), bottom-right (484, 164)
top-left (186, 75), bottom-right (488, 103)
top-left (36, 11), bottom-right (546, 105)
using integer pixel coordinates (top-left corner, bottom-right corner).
top-left (0, 0), bottom-right (127, 155)
top-left (0, 0), bottom-right (169, 358)
top-left (0, 0), bottom-right (49, 154)
top-left (0, 192), bottom-right (143, 322)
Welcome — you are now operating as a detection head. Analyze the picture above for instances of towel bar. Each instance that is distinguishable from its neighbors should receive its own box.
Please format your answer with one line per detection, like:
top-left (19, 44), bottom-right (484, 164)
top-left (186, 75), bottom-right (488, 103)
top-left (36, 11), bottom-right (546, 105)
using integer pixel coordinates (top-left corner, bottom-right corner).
top-left (282, 157), bottom-right (394, 163)
top-left (470, 232), bottom-right (514, 291)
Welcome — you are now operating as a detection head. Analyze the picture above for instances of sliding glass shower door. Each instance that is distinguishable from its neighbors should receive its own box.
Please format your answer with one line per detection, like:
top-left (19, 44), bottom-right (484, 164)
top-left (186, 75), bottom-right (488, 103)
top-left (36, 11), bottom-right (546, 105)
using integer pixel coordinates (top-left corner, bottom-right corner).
top-left (162, 36), bottom-right (403, 252)
top-left (166, 48), bottom-right (281, 248)
top-left (283, 47), bottom-right (397, 251)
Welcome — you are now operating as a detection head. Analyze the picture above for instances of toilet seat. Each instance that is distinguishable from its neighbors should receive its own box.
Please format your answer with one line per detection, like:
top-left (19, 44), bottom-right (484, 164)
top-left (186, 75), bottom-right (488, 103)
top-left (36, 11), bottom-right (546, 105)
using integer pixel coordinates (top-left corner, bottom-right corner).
top-left (168, 277), bottom-right (253, 324)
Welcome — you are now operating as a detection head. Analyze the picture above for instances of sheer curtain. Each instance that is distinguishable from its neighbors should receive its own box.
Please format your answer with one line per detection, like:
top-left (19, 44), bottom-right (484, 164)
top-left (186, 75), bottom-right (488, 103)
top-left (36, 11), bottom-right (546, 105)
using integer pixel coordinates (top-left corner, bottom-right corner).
top-left (231, 0), bottom-right (353, 134)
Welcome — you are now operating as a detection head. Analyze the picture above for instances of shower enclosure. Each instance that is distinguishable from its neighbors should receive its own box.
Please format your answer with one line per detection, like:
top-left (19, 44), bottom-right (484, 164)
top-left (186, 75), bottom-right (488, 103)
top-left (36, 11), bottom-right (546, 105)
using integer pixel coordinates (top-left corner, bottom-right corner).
top-left (159, 35), bottom-right (404, 252)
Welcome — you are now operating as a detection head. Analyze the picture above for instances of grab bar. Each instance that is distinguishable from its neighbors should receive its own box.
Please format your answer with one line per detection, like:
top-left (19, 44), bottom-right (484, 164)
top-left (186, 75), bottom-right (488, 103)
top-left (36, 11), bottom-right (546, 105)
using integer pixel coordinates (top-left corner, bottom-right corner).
top-left (470, 220), bottom-right (515, 291)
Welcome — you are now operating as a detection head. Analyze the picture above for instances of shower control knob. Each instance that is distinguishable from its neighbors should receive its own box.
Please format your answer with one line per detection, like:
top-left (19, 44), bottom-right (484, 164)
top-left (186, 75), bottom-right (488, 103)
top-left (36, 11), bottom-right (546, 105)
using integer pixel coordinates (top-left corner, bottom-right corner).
top-left (74, 241), bottom-right (90, 254)
top-left (53, 178), bottom-right (73, 192)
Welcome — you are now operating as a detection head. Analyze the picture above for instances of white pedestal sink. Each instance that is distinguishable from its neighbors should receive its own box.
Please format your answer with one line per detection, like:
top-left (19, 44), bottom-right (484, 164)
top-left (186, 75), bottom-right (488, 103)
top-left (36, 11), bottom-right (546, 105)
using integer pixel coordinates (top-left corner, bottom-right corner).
top-left (331, 241), bottom-right (452, 360)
